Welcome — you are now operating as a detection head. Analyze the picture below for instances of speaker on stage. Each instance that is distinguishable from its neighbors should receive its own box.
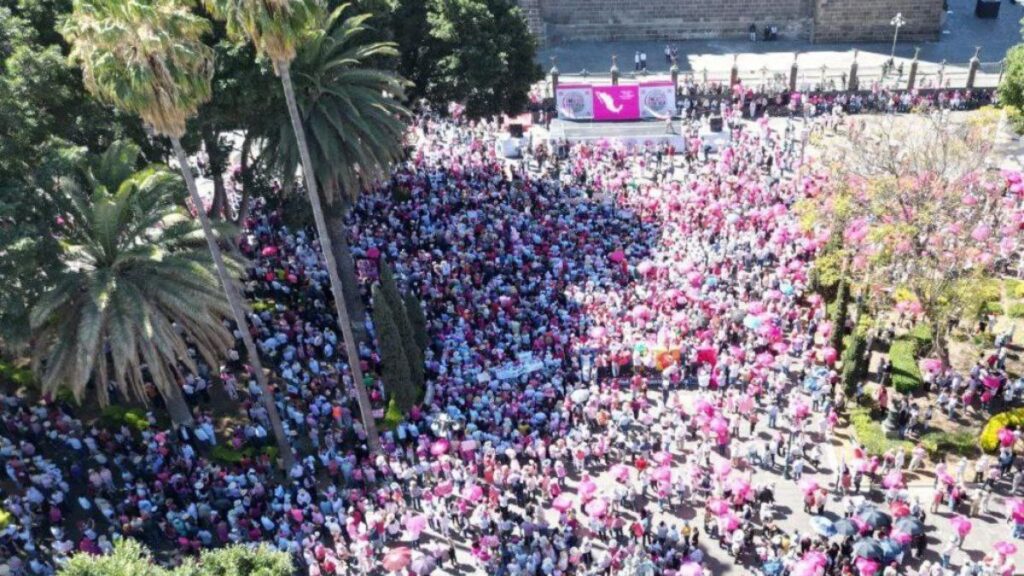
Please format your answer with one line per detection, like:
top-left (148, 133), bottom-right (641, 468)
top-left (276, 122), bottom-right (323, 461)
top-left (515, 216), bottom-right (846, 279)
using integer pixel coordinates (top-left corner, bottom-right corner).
top-left (975, 0), bottom-right (1000, 17)
top-left (709, 116), bottom-right (723, 133)
top-left (509, 123), bottom-right (524, 138)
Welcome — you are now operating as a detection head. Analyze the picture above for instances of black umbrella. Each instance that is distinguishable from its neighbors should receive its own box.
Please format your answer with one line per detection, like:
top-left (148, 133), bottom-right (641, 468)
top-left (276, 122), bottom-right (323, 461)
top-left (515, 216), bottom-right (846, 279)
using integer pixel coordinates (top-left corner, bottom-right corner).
top-left (894, 516), bottom-right (925, 536)
top-left (852, 538), bottom-right (885, 561)
top-left (858, 509), bottom-right (892, 530)
top-left (833, 518), bottom-right (860, 536)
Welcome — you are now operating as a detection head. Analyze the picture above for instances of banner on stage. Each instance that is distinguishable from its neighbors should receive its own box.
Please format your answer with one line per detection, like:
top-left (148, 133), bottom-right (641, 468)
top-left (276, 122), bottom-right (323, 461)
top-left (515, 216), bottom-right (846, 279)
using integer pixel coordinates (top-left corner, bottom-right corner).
top-left (556, 84), bottom-right (594, 120)
top-left (593, 85), bottom-right (639, 121)
top-left (639, 82), bottom-right (676, 119)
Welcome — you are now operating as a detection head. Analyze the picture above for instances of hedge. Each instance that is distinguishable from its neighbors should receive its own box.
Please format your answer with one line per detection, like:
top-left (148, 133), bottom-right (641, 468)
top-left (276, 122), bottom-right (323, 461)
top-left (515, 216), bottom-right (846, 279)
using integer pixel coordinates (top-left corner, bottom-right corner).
top-left (210, 444), bottom-right (279, 464)
top-left (983, 301), bottom-right (1004, 316)
top-left (842, 331), bottom-right (869, 393)
top-left (919, 429), bottom-right (978, 458)
top-left (980, 407), bottom-right (1024, 452)
top-left (889, 337), bottom-right (923, 394)
top-left (100, 406), bottom-right (151, 433)
top-left (849, 406), bottom-right (914, 456)
top-left (0, 507), bottom-right (12, 529)
top-left (1009, 303), bottom-right (1024, 319)
top-left (908, 324), bottom-right (933, 350)
top-left (829, 280), bottom-right (851, 354)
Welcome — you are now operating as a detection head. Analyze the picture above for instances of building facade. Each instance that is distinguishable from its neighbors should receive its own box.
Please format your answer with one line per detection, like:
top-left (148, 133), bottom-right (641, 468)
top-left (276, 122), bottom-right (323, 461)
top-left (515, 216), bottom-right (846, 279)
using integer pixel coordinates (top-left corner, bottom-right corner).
top-left (517, 0), bottom-right (944, 45)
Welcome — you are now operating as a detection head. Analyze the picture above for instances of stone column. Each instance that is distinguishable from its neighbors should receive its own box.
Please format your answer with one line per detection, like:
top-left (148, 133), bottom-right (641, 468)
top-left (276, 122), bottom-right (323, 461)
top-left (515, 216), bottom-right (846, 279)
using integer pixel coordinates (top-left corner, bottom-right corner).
top-left (549, 57), bottom-right (559, 95)
top-left (730, 55), bottom-right (739, 86)
top-left (907, 47), bottom-right (920, 90)
top-left (611, 55), bottom-right (619, 86)
top-left (789, 53), bottom-right (799, 92)
top-left (967, 47), bottom-right (981, 89)
top-left (848, 50), bottom-right (859, 92)
top-left (670, 57), bottom-right (680, 93)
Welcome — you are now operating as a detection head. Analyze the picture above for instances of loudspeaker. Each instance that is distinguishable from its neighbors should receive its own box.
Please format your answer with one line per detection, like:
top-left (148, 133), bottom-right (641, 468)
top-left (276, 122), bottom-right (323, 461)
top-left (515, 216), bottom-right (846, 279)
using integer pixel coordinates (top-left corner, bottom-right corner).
top-left (509, 123), bottom-right (524, 138)
top-left (975, 0), bottom-right (1000, 17)
top-left (709, 116), bottom-right (723, 133)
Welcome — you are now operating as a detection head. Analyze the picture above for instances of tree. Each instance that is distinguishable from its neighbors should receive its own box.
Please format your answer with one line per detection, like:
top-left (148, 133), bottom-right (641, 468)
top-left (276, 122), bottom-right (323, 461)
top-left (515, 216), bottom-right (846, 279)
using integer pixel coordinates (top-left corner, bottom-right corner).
top-left (204, 0), bottom-right (382, 451)
top-left (371, 284), bottom-right (416, 412)
top-left (403, 291), bottom-right (428, 353)
top-left (379, 261), bottom-right (423, 391)
top-left (806, 113), bottom-right (1024, 363)
top-left (60, 0), bottom-right (294, 467)
top-left (1000, 44), bottom-right (1024, 112)
top-left (259, 3), bottom-right (408, 331)
top-left (29, 141), bottom-right (237, 425)
top-left (59, 538), bottom-right (293, 576)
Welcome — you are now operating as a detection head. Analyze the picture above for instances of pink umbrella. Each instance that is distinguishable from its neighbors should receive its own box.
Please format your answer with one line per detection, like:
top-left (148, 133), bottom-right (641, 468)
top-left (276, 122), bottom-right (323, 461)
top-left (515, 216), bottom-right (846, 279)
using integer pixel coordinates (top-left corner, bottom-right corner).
top-left (803, 550), bottom-right (828, 567)
top-left (382, 547), bottom-right (412, 572)
top-left (707, 498), bottom-right (730, 516)
top-left (461, 485), bottom-right (483, 502)
top-left (434, 481), bottom-right (453, 497)
top-left (713, 459), bottom-right (732, 478)
top-left (585, 498), bottom-right (609, 518)
top-left (578, 478), bottom-right (597, 498)
top-left (889, 501), bottom-right (910, 518)
top-left (709, 417), bottom-right (729, 434)
top-left (1012, 499), bottom-right (1024, 522)
top-left (821, 346), bottom-right (838, 365)
top-left (792, 559), bottom-right (824, 576)
top-left (653, 451), bottom-right (673, 466)
top-left (983, 375), bottom-right (1001, 390)
top-left (652, 466), bottom-right (672, 483)
top-left (855, 557), bottom-right (880, 576)
top-left (552, 493), bottom-right (574, 512)
top-left (950, 515), bottom-right (972, 538)
top-left (260, 245), bottom-right (278, 257)
top-left (429, 439), bottom-right (450, 456)
top-left (678, 562), bottom-right (703, 576)
top-left (610, 464), bottom-right (631, 482)
top-left (999, 428), bottom-right (1016, 447)
top-left (937, 471), bottom-right (955, 485)
top-left (995, 541), bottom-right (1017, 556)
top-left (722, 513), bottom-right (740, 531)
top-left (920, 358), bottom-right (943, 373)
top-left (891, 531), bottom-right (912, 545)
top-left (405, 515), bottom-right (428, 534)
top-left (882, 471), bottom-right (904, 489)
top-left (798, 478), bottom-right (819, 495)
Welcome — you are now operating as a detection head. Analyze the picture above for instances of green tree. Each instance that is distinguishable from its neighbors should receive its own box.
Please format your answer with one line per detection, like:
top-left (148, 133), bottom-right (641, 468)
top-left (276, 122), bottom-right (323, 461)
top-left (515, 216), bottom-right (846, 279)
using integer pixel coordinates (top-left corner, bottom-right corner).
top-left (60, 0), bottom-right (293, 466)
top-left (59, 539), bottom-right (169, 576)
top-left (30, 141), bottom-right (237, 425)
top-left (203, 0), bottom-right (383, 451)
top-left (371, 284), bottom-right (416, 412)
top-left (1000, 44), bottom-right (1024, 111)
top-left (379, 261), bottom-right (423, 390)
top-left (403, 291), bottom-right (428, 353)
top-left (417, 0), bottom-right (541, 118)
top-left (259, 4), bottom-right (408, 332)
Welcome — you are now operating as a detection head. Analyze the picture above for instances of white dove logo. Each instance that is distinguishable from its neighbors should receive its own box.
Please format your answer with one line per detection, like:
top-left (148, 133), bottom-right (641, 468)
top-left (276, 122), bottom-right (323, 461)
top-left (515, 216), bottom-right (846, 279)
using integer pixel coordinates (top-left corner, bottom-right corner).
top-left (596, 91), bottom-right (623, 114)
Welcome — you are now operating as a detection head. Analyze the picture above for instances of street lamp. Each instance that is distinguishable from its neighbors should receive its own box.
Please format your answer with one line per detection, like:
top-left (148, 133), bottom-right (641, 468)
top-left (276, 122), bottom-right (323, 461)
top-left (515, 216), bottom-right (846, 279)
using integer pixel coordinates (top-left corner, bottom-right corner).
top-left (889, 13), bottom-right (906, 67)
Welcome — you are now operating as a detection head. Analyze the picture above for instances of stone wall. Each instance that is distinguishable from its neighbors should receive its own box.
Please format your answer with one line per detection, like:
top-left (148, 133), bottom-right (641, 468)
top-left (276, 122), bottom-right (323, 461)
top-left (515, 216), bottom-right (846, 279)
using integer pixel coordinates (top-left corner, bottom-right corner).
top-left (811, 0), bottom-right (943, 43)
top-left (515, 0), bottom-right (943, 44)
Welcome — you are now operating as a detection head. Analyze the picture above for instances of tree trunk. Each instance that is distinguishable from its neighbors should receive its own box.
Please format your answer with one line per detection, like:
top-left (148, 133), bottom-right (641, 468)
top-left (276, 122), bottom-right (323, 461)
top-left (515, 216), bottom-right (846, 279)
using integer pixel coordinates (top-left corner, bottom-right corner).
top-left (171, 137), bottom-right (295, 470)
top-left (932, 321), bottom-right (950, 367)
top-left (325, 200), bottom-right (369, 345)
top-left (233, 134), bottom-right (253, 226)
top-left (277, 60), bottom-right (381, 453)
top-left (162, 376), bottom-right (195, 428)
top-left (202, 128), bottom-right (227, 220)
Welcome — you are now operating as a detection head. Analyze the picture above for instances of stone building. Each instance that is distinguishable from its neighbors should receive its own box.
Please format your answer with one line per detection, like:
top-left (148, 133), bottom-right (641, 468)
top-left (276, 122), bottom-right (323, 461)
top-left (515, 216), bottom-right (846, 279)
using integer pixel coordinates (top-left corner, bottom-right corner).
top-left (516, 0), bottom-right (944, 45)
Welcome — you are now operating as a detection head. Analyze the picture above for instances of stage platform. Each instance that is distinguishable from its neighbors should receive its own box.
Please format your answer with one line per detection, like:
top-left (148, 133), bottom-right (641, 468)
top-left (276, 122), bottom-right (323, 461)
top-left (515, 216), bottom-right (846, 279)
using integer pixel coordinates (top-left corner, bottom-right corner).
top-left (546, 118), bottom-right (730, 150)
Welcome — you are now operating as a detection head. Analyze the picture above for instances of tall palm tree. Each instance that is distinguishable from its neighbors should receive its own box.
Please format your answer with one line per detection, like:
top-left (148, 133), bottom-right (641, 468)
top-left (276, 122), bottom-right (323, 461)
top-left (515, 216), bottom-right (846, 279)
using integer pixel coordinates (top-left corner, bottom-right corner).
top-left (30, 141), bottom-right (237, 426)
top-left (261, 5), bottom-right (409, 332)
top-left (203, 0), bottom-right (382, 451)
top-left (60, 0), bottom-right (294, 468)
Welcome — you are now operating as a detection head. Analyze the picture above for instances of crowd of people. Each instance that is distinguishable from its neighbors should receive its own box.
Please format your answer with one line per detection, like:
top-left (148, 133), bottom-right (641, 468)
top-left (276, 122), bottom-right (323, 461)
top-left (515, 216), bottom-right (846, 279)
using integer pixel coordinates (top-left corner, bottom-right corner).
top-left (1, 94), bottom-right (1023, 576)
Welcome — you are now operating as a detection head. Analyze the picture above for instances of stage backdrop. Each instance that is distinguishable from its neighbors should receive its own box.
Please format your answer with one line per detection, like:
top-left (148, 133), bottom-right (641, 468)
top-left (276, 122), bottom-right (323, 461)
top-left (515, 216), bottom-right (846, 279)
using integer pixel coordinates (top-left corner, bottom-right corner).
top-left (557, 83), bottom-right (676, 121)
top-left (555, 84), bottom-right (594, 120)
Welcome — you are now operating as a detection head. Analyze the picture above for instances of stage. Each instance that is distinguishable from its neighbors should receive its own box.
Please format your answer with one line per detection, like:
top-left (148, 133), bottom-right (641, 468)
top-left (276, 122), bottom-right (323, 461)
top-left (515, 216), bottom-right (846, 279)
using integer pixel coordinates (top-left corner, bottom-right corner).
top-left (545, 118), bottom-right (730, 151)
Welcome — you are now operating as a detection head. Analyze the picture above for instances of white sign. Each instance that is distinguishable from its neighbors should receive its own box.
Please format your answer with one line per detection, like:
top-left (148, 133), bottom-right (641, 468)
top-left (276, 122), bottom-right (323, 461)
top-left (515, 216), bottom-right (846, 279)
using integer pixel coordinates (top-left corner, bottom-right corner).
top-left (494, 359), bottom-right (546, 381)
top-left (556, 84), bottom-right (594, 120)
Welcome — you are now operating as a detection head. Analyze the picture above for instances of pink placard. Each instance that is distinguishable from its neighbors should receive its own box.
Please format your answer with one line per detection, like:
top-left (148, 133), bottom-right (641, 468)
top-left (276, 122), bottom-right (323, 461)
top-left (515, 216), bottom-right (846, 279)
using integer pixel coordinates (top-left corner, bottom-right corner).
top-left (593, 85), bottom-right (640, 121)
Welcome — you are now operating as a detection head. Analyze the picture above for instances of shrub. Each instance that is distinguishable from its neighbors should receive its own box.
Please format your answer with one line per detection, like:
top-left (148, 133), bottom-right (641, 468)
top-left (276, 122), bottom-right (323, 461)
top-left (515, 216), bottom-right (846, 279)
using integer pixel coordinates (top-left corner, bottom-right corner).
top-left (842, 329), bottom-right (869, 393)
top-left (100, 406), bottom-right (151, 433)
top-left (983, 301), bottom-right (1004, 316)
top-left (849, 406), bottom-right (914, 456)
top-left (209, 445), bottom-right (279, 464)
top-left (889, 337), bottom-right (923, 394)
top-left (830, 280), bottom-right (850, 354)
top-left (980, 407), bottom-right (1024, 452)
top-left (1009, 303), bottom-right (1024, 319)
top-left (1005, 277), bottom-right (1024, 298)
top-left (0, 507), bottom-right (12, 529)
top-left (919, 429), bottom-right (978, 458)
top-left (908, 324), bottom-right (933, 350)
top-left (0, 361), bottom-right (35, 388)
top-left (379, 398), bottom-right (403, 430)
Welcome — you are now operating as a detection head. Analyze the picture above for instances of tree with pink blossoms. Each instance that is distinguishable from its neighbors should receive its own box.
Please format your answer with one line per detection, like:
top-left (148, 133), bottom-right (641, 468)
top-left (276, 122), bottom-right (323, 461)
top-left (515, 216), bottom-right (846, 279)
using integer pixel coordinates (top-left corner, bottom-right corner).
top-left (804, 113), bottom-right (1024, 363)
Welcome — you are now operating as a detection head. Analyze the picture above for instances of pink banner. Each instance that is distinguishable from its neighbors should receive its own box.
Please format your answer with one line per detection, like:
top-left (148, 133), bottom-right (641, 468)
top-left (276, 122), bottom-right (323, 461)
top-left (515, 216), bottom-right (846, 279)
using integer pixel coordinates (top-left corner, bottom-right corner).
top-left (593, 85), bottom-right (640, 121)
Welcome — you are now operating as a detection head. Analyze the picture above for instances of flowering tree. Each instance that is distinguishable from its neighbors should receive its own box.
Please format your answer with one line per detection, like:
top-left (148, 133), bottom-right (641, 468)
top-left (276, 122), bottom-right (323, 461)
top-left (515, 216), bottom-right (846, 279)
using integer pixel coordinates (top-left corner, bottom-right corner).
top-left (804, 112), bottom-right (1024, 362)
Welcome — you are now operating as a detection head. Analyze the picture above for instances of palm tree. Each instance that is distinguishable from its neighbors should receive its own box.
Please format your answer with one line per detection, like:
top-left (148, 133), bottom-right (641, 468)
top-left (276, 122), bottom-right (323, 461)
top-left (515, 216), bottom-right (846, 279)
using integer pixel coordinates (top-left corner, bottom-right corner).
top-left (30, 141), bottom-right (237, 426)
top-left (261, 5), bottom-right (409, 332)
top-left (203, 0), bottom-right (383, 451)
top-left (59, 0), bottom-right (294, 467)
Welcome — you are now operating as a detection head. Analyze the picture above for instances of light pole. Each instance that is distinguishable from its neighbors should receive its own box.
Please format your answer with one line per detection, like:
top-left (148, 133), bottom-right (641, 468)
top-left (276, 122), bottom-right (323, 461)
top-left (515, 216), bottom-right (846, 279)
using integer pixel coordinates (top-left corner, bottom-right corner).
top-left (889, 13), bottom-right (906, 68)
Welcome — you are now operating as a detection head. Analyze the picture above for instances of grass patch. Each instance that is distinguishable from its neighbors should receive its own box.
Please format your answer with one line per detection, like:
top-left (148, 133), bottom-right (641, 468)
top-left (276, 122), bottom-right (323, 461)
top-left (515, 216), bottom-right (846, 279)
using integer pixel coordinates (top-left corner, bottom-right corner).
top-left (973, 332), bottom-right (996, 349)
top-left (983, 301), bottom-right (1004, 316)
top-left (849, 406), bottom-right (914, 456)
top-left (980, 407), bottom-right (1024, 452)
top-left (919, 429), bottom-right (978, 458)
top-left (1005, 277), bottom-right (1024, 298)
top-left (209, 444), bottom-right (279, 465)
top-left (889, 337), bottom-right (923, 394)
